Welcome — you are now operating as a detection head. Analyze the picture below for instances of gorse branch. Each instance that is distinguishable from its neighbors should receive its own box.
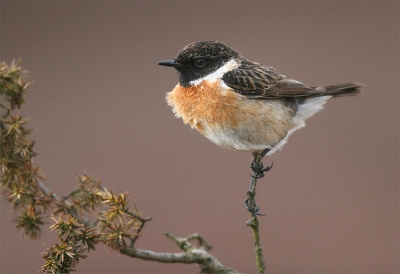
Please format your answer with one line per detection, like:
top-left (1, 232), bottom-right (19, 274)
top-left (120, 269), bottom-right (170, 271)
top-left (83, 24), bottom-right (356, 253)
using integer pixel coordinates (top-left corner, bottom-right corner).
top-left (42, 214), bottom-right (99, 273)
top-left (0, 60), bottom-right (48, 239)
top-left (0, 60), bottom-right (238, 274)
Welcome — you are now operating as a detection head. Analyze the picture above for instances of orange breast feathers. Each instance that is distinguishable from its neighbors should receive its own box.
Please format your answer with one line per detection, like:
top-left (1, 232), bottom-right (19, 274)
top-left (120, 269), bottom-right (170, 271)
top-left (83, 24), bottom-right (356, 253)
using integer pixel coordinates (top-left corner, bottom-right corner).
top-left (166, 79), bottom-right (293, 138)
top-left (166, 80), bottom-right (244, 133)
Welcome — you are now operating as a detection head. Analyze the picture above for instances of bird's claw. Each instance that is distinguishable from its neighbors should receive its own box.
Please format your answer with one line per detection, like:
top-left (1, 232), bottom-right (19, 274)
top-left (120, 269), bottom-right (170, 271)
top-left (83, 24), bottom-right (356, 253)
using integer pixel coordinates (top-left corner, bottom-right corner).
top-left (250, 161), bottom-right (273, 178)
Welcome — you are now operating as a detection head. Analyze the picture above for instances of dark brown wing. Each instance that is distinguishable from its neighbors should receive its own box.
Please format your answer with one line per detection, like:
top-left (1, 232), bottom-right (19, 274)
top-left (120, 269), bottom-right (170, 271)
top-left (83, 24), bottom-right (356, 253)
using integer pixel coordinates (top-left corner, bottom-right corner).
top-left (222, 60), bottom-right (325, 99)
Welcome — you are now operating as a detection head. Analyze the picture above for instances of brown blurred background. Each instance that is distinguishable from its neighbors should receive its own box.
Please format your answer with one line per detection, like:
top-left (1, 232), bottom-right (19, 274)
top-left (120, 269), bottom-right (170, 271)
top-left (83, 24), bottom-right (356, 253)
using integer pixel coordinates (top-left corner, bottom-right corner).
top-left (1, 1), bottom-right (398, 273)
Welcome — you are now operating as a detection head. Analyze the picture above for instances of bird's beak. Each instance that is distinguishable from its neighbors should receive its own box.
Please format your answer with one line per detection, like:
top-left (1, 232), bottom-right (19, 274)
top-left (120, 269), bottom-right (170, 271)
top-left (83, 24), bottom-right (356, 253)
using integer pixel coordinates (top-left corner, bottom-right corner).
top-left (157, 60), bottom-right (184, 68)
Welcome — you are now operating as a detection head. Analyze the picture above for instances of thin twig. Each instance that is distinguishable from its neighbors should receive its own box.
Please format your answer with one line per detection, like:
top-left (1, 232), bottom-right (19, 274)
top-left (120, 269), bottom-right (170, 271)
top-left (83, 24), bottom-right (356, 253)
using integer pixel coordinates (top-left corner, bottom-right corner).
top-left (125, 208), bottom-right (152, 223)
top-left (245, 155), bottom-right (266, 274)
top-left (61, 188), bottom-right (80, 202)
top-left (37, 181), bottom-right (94, 227)
top-left (128, 213), bottom-right (150, 247)
top-left (186, 233), bottom-right (212, 251)
top-left (246, 216), bottom-right (265, 274)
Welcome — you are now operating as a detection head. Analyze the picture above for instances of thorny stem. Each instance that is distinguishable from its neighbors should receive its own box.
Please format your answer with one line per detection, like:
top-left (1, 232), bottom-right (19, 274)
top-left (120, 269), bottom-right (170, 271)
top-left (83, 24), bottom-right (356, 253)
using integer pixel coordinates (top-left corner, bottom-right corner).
top-left (245, 154), bottom-right (266, 274)
top-left (61, 188), bottom-right (80, 202)
top-left (128, 211), bottom-right (151, 247)
top-left (126, 208), bottom-right (152, 223)
top-left (37, 181), bottom-right (94, 228)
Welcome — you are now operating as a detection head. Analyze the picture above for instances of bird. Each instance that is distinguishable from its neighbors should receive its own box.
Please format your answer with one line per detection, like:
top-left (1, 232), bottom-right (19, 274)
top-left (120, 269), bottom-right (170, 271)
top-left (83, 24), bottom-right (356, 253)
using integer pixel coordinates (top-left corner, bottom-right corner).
top-left (158, 40), bottom-right (363, 178)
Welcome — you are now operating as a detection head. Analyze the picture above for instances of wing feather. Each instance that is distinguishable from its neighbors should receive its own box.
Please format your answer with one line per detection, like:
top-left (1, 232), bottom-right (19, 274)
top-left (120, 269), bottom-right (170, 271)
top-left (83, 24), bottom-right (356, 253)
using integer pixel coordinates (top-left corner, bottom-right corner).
top-left (222, 61), bottom-right (325, 99)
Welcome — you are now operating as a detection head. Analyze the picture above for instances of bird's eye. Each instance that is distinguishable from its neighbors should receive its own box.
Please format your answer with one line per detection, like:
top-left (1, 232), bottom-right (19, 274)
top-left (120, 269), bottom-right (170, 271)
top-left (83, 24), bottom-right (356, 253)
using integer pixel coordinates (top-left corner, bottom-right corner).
top-left (194, 59), bottom-right (206, 68)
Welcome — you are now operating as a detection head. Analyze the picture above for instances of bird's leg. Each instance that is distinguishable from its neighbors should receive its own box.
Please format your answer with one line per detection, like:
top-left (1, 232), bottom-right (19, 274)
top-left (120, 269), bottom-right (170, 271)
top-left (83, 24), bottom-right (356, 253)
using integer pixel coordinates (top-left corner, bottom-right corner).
top-left (250, 148), bottom-right (273, 179)
top-left (244, 148), bottom-right (273, 215)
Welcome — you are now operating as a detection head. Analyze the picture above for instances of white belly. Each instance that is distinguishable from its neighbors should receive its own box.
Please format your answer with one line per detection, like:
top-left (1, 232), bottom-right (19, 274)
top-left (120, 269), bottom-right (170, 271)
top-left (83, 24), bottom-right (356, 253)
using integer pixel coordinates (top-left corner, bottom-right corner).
top-left (167, 77), bottom-right (331, 155)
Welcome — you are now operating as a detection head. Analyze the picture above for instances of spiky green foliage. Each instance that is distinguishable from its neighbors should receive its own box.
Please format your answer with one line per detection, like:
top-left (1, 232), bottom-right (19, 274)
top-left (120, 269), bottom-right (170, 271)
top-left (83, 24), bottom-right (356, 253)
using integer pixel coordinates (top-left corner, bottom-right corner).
top-left (0, 60), bottom-right (50, 238)
top-left (42, 214), bottom-right (99, 274)
top-left (0, 61), bottom-right (145, 273)
top-left (98, 189), bottom-right (144, 249)
top-left (1, 60), bottom-right (236, 274)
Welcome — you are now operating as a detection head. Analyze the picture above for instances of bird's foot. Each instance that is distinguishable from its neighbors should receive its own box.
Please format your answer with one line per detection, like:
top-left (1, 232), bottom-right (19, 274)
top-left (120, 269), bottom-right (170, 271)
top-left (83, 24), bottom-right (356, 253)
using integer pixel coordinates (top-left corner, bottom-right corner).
top-left (250, 160), bottom-right (273, 178)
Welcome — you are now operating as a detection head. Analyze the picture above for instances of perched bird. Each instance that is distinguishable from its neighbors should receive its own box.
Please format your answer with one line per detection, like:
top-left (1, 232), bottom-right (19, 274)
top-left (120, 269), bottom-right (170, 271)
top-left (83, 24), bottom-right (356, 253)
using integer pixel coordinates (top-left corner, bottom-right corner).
top-left (158, 41), bottom-right (362, 178)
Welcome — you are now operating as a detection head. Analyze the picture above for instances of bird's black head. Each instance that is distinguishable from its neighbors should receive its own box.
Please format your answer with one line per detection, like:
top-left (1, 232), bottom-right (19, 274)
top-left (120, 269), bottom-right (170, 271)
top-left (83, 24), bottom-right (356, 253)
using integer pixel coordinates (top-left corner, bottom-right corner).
top-left (158, 41), bottom-right (240, 87)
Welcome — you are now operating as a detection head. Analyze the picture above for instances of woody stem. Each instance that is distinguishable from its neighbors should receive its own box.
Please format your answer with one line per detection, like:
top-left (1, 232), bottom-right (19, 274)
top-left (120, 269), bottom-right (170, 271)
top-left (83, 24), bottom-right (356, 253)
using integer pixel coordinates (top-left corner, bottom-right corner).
top-left (246, 154), bottom-right (266, 274)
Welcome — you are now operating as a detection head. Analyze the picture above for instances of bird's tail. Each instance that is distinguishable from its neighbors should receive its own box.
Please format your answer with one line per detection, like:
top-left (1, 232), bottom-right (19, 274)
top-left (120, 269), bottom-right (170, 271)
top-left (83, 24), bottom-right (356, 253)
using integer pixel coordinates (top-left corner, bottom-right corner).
top-left (321, 82), bottom-right (364, 97)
